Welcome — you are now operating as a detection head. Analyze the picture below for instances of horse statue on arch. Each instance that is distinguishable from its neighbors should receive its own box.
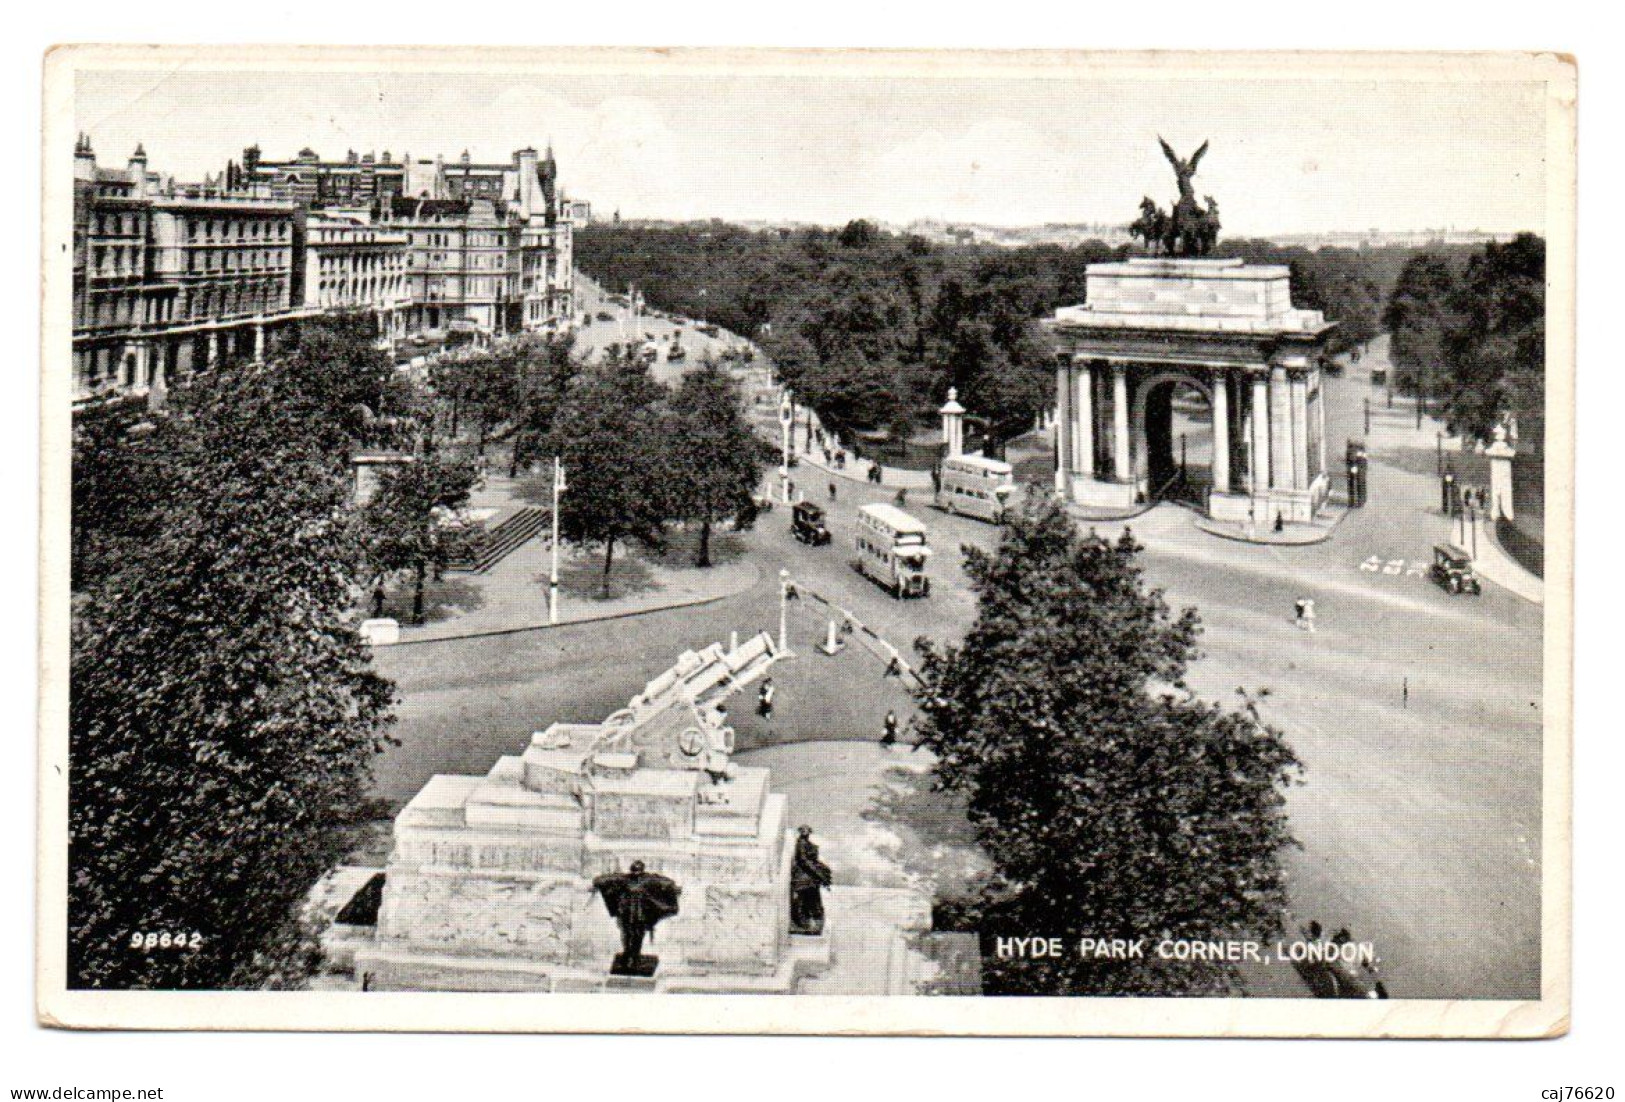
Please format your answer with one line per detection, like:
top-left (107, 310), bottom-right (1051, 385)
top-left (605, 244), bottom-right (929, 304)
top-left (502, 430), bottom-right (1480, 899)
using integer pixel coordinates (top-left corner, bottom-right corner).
top-left (1129, 196), bottom-right (1170, 255)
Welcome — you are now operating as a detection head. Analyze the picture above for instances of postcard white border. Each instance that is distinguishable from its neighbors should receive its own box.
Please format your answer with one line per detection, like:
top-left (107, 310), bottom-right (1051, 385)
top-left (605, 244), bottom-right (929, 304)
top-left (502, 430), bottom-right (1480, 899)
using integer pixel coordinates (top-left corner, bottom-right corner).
top-left (37, 45), bottom-right (1575, 1038)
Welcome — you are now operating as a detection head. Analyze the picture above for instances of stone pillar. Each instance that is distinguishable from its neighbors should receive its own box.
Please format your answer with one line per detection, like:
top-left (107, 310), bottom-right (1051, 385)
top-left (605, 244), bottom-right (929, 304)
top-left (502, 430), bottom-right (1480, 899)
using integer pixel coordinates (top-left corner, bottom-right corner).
top-left (1290, 373), bottom-right (1309, 490)
top-left (939, 388), bottom-right (966, 459)
top-left (1250, 375), bottom-right (1270, 494)
top-left (1314, 385), bottom-right (1328, 480)
top-left (1269, 367), bottom-right (1292, 490)
top-left (208, 331), bottom-right (220, 368)
top-left (1054, 361), bottom-right (1072, 491)
top-left (1486, 424), bottom-right (1517, 520)
top-left (1112, 364), bottom-right (1131, 483)
top-left (1210, 370), bottom-right (1229, 493)
top-left (253, 321), bottom-right (266, 363)
top-left (1074, 361), bottom-right (1095, 478)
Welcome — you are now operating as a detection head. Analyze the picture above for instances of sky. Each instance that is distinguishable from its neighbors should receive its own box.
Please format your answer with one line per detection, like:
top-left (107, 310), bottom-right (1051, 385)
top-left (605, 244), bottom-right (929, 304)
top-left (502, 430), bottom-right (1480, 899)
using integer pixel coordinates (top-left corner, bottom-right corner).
top-left (73, 63), bottom-right (1549, 235)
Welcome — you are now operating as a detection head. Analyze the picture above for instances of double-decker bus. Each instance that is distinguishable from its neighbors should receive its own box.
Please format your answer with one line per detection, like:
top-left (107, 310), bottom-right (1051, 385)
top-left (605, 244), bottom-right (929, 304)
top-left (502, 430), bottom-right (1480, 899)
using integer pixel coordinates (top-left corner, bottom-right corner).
top-left (853, 503), bottom-right (932, 598)
top-left (935, 454), bottom-right (1016, 522)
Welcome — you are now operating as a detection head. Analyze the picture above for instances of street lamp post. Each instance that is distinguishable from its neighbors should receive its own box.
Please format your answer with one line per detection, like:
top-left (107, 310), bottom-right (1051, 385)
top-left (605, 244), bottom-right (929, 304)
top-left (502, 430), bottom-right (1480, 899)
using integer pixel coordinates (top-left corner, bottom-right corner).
top-left (779, 389), bottom-right (794, 504)
top-left (1436, 430), bottom-right (1444, 476)
top-left (1467, 500), bottom-right (1478, 559)
top-left (1364, 397), bottom-right (1370, 436)
top-left (778, 569), bottom-right (792, 654)
top-left (549, 456), bottom-right (566, 625)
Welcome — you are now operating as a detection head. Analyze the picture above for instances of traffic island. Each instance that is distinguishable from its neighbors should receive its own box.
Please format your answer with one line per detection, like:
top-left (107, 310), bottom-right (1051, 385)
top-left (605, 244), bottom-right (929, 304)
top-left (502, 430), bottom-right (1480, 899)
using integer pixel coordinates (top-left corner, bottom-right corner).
top-left (1193, 502), bottom-right (1350, 546)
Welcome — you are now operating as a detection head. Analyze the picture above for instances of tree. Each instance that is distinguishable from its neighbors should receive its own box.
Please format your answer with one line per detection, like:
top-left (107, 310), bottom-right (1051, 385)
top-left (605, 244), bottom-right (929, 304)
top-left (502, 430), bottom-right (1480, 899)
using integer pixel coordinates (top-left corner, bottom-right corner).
top-left (667, 362), bottom-right (766, 566)
top-left (546, 354), bottom-right (673, 596)
top-left (69, 364), bottom-right (396, 989)
top-left (508, 334), bottom-right (581, 477)
top-left (277, 311), bottom-right (418, 453)
top-left (361, 455), bottom-right (481, 625)
top-left (1382, 253), bottom-right (1461, 398)
top-left (912, 495), bottom-right (1302, 996)
top-left (1440, 233), bottom-right (1545, 443)
top-left (71, 410), bottom-right (176, 592)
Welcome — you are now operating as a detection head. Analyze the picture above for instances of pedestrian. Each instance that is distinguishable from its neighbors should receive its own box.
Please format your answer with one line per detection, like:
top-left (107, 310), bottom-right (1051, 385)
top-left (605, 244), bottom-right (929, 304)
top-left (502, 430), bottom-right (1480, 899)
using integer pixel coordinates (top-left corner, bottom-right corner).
top-left (1274, 510), bottom-right (1284, 533)
top-left (894, 487), bottom-right (907, 507)
top-left (828, 482), bottom-right (838, 502)
top-left (881, 710), bottom-right (899, 747)
top-left (371, 577), bottom-right (387, 619)
top-left (1402, 677), bottom-right (1409, 708)
top-left (757, 678), bottom-right (775, 722)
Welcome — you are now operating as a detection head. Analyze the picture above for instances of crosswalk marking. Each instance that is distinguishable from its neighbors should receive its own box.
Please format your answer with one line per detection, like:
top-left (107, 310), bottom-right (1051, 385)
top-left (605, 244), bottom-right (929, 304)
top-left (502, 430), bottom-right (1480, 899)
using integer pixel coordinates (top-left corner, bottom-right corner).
top-left (1356, 556), bottom-right (1434, 581)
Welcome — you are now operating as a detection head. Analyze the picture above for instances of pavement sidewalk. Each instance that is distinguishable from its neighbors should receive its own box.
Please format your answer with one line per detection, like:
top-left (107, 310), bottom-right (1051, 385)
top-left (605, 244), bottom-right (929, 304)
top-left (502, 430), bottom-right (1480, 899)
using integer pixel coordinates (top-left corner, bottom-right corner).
top-left (1465, 514), bottom-right (1544, 605)
top-left (374, 472), bottom-right (762, 644)
top-left (384, 536), bottom-right (762, 644)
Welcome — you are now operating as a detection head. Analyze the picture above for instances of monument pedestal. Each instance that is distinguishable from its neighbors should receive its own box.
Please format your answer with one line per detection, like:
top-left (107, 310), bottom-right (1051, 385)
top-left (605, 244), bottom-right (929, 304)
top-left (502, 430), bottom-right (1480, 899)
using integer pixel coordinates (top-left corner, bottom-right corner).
top-left (351, 634), bottom-right (818, 994)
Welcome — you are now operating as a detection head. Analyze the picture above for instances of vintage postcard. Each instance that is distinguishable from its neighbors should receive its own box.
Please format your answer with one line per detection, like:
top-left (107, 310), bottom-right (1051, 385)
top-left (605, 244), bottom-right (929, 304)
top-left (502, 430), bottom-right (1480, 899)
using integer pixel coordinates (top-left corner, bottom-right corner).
top-left (38, 46), bottom-right (1574, 1037)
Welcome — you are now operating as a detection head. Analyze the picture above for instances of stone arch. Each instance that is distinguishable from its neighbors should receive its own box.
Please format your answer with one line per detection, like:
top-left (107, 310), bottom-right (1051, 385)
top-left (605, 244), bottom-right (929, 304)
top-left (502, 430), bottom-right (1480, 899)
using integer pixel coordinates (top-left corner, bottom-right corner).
top-left (1131, 370), bottom-right (1213, 499)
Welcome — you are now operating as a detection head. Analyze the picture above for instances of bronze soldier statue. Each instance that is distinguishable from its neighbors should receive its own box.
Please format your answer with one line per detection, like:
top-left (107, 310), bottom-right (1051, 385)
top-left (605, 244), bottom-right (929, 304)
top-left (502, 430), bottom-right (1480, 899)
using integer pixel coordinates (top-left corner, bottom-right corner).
top-left (592, 860), bottom-right (682, 976)
top-left (789, 826), bottom-right (833, 935)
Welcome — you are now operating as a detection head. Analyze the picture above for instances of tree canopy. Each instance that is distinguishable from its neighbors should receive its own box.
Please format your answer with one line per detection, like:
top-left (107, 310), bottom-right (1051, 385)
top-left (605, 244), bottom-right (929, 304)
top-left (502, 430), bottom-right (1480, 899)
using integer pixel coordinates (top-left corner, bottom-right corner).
top-left (70, 339), bottom-right (397, 989)
top-left (1382, 234), bottom-right (1546, 444)
top-left (912, 495), bottom-right (1303, 996)
top-left (666, 361), bottom-right (767, 566)
top-left (579, 222), bottom-right (1446, 455)
top-left (545, 352), bottom-right (675, 594)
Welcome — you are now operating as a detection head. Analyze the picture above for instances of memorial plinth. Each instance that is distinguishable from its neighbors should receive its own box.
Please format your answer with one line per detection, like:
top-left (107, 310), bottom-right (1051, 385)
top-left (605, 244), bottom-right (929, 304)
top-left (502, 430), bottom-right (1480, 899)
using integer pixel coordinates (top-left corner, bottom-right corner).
top-left (1046, 257), bottom-right (1336, 523)
top-left (352, 632), bottom-right (828, 993)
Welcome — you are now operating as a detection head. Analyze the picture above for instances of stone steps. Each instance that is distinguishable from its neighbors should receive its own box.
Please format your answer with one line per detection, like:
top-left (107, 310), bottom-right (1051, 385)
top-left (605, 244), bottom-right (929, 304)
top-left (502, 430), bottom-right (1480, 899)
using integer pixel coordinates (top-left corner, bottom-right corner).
top-left (445, 506), bottom-right (549, 574)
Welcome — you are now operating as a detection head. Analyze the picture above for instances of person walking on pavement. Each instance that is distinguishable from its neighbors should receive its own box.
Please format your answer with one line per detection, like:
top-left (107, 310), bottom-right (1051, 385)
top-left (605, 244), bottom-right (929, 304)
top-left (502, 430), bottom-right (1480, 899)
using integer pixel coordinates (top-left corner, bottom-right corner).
top-left (881, 710), bottom-right (899, 747)
top-left (757, 678), bottom-right (775, 723)
top-left (829, 481), bottom-right (837, 502)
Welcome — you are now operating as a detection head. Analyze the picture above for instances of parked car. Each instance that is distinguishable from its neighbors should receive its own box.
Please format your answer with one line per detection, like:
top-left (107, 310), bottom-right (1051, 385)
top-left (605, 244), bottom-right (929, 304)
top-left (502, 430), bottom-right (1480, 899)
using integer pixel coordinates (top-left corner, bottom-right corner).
top-left (595, 311), bottom-right (614, 322)
top-left (1429, 543), bottom-right (1481, 595)
top-left (791, 501), bottom-right (832, 546)
top-left (750, 492), bottom-right (775, 514)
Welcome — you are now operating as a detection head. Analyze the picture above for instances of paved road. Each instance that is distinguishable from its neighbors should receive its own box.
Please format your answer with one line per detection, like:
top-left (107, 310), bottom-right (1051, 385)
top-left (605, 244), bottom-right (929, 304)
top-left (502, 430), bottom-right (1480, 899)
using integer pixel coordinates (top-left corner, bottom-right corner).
top-left (571, 273), bottom-right (746, 381)
top-left (371, 330), bottom-right (1541, 1001)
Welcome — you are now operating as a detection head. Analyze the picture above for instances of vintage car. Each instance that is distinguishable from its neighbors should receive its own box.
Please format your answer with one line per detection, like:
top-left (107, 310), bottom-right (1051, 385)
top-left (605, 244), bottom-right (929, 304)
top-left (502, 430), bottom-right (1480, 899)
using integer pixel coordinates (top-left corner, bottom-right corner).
top-left (791, 500), bottom-right (832, 546)
top-left (1429, 543), bottom-right (1482, 595)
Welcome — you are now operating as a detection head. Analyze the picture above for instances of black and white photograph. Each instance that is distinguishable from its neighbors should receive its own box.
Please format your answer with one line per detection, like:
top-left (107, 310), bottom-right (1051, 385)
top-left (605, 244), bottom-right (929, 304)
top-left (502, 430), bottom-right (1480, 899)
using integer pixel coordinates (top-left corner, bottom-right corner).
top-left (35, 45), bottom-right (1575, 1049)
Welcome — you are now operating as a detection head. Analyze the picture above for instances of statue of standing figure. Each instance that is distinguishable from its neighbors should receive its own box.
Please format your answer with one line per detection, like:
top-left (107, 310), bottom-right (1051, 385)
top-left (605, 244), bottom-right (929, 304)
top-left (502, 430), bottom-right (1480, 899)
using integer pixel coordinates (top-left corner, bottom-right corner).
top-left (593, 860), bottom-right (682, 976)
top-left (788, 825), bottom-right (833, 935)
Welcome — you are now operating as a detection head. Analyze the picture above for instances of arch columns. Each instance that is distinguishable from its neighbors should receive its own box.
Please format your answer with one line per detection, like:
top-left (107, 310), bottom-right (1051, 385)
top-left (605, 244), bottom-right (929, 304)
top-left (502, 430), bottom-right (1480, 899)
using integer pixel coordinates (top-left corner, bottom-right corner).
top-left (1250, 374), bottom-right (1270, 494)
top-left (1073, 361), bottom-right (1095, 478)
top-left (1111, 365), bottom-right (1131, 484)
top-left (1210, 370), bottom-right (1230, 493)
top-left (1054, 360), bottom-right (1072, 491)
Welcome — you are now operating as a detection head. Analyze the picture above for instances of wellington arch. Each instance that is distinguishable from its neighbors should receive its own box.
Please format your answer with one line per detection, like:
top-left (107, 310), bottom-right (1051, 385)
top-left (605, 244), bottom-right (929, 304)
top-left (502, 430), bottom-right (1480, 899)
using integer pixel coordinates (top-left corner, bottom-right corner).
top-left (1045, 257), bottom-right (1337, 524)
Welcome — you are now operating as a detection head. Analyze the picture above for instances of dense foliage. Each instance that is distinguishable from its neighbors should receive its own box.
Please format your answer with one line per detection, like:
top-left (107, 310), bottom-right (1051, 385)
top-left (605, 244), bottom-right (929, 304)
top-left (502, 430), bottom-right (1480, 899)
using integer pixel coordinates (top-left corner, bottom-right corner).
top-left (543, 351), bottom-right (679, 594)
top-left (912, 496), bottom-right (1303, 996)
top-left (578, 222), bottom-right (1449, 448)
top-left (1382, 234), bottom-right (1546, 444)
top-left (69, 316), bottom-right (401, 989)
top-left (665, 363), bottom-right (767, 566)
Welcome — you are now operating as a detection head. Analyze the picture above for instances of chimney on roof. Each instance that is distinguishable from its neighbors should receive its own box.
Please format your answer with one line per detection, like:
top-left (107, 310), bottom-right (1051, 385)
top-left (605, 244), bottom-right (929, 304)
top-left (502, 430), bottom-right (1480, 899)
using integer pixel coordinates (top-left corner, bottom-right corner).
top-left (515, 146), bottom-right (539, 219)
top-left (74, 133), bottom-right (96, 181)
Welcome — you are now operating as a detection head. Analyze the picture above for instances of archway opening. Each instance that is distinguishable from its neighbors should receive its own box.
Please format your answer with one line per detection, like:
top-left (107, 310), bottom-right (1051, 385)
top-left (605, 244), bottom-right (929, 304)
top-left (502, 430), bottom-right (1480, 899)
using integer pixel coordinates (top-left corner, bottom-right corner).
top-left (1144, 379), bottom-right (1213, 505)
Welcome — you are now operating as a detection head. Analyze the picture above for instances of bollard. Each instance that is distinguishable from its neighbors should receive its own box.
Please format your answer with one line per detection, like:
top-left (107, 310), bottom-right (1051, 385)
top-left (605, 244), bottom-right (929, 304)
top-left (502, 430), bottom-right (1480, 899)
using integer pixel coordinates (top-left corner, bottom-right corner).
top-left (819, 619), bottom-right (845, 656)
